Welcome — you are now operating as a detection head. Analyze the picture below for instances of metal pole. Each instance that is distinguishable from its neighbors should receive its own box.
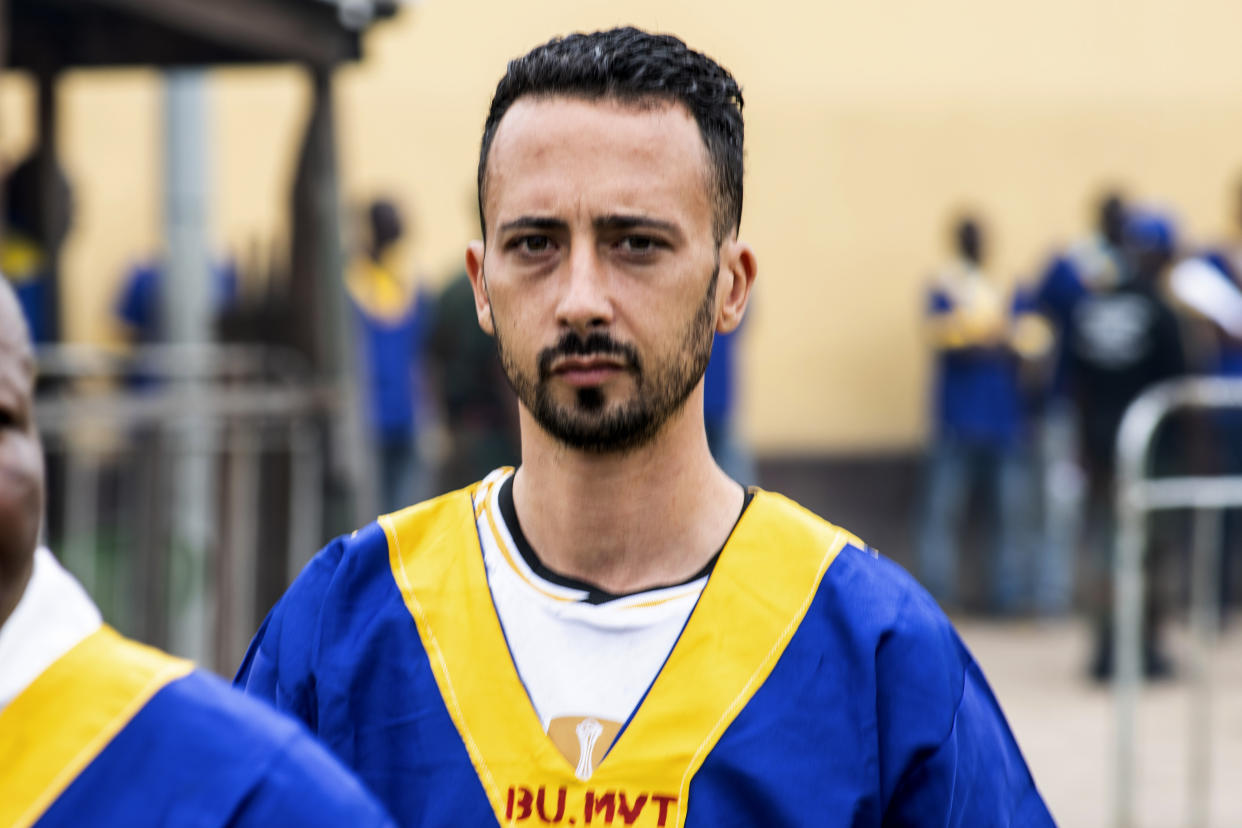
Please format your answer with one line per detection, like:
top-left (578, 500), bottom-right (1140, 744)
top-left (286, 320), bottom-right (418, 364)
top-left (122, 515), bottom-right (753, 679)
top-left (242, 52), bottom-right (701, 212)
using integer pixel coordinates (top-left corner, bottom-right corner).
top-left (1113, 484), bottom-right (1145, 828)
top-left (222, 425), bottom-right (260, 673)
top-left (34, 67), bottom-right (62, 342)
top-left (1112, 376), bottom-right (1242, 827)
top-left (291, 65), bottom-right (375, 529)
top-left (164, 69), bottom-right (216, 664)
top-left (61, 448), bottom-right (99, 597)
top-left (1187, 507), bottom-right (1221, 828)
top-left (287, 418), bottom-right (323, 584)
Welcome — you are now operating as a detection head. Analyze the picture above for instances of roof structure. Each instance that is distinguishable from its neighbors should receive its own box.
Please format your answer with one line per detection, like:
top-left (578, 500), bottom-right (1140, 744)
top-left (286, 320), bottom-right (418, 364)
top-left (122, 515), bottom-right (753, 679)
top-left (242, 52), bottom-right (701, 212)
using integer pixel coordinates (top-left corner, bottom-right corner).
top-left (9, 0), bottom-right (399, 70)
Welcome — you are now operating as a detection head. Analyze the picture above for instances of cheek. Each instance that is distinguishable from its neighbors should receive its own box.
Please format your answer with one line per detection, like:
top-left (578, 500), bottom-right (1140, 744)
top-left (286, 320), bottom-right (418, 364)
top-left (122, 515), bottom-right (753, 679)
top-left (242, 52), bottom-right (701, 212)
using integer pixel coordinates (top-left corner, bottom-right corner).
top-left (0, 438), bottom-right (44, 555)
top-left (491, 289), bottom-right (543, 343)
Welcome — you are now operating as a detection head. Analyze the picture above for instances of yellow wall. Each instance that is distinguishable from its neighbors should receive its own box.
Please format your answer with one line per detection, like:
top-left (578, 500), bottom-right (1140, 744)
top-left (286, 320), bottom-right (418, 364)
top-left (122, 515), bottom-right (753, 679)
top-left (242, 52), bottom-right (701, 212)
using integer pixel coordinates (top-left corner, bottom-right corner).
top-left (6, 0), bottom-right (1242, 452)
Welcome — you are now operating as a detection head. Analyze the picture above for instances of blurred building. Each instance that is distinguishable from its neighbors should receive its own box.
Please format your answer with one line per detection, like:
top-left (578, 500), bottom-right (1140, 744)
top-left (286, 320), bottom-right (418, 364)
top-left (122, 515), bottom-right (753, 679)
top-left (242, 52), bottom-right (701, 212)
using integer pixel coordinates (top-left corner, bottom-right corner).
top-left (0, 0), bottom-right (401, 670)
top-left (9, 0), bottom-right (1242, 582)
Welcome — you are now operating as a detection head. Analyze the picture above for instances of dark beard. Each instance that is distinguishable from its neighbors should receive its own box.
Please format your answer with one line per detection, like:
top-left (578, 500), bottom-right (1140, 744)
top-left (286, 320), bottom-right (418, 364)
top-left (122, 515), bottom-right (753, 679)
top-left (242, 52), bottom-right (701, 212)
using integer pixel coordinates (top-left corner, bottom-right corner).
top-left (494, 268), bottom-right (718, 454)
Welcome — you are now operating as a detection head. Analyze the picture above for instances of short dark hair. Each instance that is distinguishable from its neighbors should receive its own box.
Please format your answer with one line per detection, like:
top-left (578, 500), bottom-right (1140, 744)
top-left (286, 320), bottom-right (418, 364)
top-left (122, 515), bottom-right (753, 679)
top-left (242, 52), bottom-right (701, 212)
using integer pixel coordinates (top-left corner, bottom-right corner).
top-left (477, 27), bottom-right (745, 242)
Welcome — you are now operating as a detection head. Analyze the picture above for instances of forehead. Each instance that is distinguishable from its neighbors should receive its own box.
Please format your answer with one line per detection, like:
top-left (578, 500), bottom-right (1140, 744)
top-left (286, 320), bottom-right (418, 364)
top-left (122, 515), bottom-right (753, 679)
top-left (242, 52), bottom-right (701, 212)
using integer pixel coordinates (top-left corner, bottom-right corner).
top-left (484, 96), bottom-right (713, 228)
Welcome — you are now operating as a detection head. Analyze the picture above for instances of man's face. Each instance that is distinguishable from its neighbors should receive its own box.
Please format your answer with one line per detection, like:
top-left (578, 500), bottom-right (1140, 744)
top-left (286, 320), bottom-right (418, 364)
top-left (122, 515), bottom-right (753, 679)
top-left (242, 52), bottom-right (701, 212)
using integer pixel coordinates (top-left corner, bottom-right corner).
top-left (470, 97), bottom-right (726, 453)
top-left (0, 289), bottom-right (42, 578)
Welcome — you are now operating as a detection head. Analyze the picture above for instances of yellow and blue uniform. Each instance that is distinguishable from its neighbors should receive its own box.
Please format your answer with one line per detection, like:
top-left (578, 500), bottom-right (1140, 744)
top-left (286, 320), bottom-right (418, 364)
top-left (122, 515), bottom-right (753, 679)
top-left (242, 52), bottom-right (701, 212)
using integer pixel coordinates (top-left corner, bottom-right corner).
top-left (1, 232), bottom-right (53, 343)
top-left (1, 626), bottom-right (394, 828)
top-left (345, 254), bottom-right (434, 512)
top-left (237, 483), bottom-right (1053, 826)
top-left (926, 268), bottom-right (1030, 448)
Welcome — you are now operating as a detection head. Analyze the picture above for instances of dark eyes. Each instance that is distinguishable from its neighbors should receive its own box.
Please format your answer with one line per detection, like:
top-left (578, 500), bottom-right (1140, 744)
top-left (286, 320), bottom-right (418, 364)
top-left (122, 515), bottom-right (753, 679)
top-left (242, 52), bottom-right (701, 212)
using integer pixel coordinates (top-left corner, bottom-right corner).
top-left (520, 235), bottom-right (551, 253)
top-left (0, 409), bottom-right (15, 429)
top-left (504, 233), bottom-right (667, 258)
top-left (504, 235), bottom-right (554, 257)
top-left (620, 236), bottom-right (655, 253)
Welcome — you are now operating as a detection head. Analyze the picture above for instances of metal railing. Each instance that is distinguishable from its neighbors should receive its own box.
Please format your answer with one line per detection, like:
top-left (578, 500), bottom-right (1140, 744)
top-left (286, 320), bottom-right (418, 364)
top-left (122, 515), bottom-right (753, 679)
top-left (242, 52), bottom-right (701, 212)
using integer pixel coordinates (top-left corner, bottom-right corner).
top-left (1114, 376), bottom-right (1242, 828)
top-left (35, 343), bottom-right (342, 674)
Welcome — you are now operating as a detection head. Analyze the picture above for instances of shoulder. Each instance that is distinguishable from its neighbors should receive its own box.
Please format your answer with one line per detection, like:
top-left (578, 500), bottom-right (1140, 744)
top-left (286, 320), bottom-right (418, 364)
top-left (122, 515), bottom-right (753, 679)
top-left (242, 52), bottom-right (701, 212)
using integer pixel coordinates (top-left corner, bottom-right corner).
top-left (782, 508), bottom-right (1047, 819)
top-left (142, 668), bottom-right (335, 773)
top-left (153, 668), bottom-right (305, 744)
top-left (823, 537), bottom-right (951, 642)
top-left (753, 490), bottom-right (966, 686)
top-left (269, 487), bottom-right (472, 623)
top-left (45, 656), bottom-right (392, 827)
top-left (249, 521), bottom-right (394, 655)
top-left (235, 487), bottom-right (479, 694)
top-left (137, 670), bottom-right (393, 825)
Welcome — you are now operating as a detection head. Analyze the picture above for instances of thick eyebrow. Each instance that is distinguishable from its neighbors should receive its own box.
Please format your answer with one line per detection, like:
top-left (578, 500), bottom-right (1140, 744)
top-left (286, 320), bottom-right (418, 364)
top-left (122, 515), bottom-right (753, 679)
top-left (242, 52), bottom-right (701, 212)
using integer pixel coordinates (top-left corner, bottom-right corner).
top-left (593, 214), bottom-right (681, 237)
top-left (497, 214), bottom-right (684, 239)
top-left (497, 216), bottom-right (568, 235)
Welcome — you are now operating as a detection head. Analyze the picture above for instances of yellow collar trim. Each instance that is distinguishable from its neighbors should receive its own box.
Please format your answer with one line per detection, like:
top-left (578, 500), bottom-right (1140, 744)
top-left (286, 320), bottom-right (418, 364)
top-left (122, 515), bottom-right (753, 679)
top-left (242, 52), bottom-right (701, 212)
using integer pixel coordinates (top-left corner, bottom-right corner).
top-left (0, 626), bottom-right (193, 828)
top-left (383, 487), bottom-right (849, 827)
top-left (480, 480), bottom-right (577, 604)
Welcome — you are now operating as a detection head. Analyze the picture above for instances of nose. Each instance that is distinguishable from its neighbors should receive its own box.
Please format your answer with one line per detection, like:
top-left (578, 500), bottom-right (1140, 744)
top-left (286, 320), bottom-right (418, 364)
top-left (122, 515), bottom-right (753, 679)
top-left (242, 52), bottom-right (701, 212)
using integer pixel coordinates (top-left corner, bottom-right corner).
top-left (555, 245), bottom-right (613, 334)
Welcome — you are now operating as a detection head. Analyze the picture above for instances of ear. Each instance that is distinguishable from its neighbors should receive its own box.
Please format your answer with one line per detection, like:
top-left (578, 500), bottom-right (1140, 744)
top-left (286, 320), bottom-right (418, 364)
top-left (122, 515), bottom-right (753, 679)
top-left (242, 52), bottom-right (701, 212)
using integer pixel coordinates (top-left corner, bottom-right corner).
top-left (465, 240), bottom-right (495, 336)
top-left (715, 239), bottom-right (757, 334)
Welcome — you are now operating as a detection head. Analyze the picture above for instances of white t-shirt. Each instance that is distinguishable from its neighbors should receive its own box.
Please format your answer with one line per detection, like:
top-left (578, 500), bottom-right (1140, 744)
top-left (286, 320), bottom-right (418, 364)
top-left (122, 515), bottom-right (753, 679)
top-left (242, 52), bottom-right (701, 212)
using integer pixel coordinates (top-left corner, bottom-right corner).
top-left (474, 468), bottom-right (732, 780)
top-left (0, 547), bottom-right (102, 711)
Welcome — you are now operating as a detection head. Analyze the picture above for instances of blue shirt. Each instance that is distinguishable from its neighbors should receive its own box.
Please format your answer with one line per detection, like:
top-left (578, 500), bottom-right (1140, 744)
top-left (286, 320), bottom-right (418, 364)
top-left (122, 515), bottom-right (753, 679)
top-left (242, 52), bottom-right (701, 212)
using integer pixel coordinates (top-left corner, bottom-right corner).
top-left (2, 627), bottom-right (394, 828)
top-left (927, 270), bottom-right (1024, 447)
top-left (237, 483), bottom-right (1053, 826)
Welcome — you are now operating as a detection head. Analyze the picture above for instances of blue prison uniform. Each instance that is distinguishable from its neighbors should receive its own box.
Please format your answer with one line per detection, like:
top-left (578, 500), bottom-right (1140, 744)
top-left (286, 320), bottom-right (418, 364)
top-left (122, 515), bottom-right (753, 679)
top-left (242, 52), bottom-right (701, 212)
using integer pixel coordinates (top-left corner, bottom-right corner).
top-left (927, 285), bottom-right (1026, 448)
top-left (237, 484), bottom-right (1054, 827)
top-left (0, 626), bottom-right (394, 828)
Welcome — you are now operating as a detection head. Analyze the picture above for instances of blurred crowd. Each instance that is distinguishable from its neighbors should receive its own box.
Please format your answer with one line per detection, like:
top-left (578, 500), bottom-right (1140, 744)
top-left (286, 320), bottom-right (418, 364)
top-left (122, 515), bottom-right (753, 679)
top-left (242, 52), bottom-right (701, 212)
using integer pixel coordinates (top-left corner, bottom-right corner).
top-left (12, 148), bottom-right (1240, 687)
top-left (0, 156), bottom-right (755, 638)
top-left (918, 186), bottom-right (1242, 678)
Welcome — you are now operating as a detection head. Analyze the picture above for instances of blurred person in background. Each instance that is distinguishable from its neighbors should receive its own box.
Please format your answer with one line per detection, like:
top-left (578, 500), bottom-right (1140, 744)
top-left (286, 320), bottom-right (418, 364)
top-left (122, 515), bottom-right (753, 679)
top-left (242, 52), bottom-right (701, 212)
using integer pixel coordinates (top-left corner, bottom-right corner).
top-left (346, 197), bottom-right (435, 512)
top-left (0, 278), bottom-right (395, 828)
top-left (115, 257), bottom-right (239, 347)
top-left (702, 323), bottom-right (756, 485)
top-left (428, 227), bottom-right (520, 492)
top-left (1035, 193), bottom-right (1129, 335)
top-left (1165, 177), bottom-right (1242, 620)
top-left (917, 214), bottom-right (1039, 614)
top-left (2, 154), bottom-right (72, 345)
top-left (238, 28), bottom-right (1052, 825)
top-left (1028, 191), bottom-right (1130, 617)
top-left (113, 251), bottom-right (240, 399)
top-left (1065, 209), bottom-right (1186, 680)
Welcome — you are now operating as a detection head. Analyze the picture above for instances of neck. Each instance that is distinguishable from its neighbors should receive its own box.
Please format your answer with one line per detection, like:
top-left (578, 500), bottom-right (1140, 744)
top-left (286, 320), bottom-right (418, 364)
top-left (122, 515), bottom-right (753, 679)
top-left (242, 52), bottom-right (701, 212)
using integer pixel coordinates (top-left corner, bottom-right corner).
top-left (511, 390), bottom-right (744, 594)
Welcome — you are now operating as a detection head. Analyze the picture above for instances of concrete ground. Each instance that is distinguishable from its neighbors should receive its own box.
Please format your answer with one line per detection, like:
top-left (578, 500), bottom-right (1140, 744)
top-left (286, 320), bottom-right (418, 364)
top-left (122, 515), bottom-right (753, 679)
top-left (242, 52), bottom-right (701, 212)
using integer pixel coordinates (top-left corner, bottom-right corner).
top-left (957, 617), bottom-right (1242, 828)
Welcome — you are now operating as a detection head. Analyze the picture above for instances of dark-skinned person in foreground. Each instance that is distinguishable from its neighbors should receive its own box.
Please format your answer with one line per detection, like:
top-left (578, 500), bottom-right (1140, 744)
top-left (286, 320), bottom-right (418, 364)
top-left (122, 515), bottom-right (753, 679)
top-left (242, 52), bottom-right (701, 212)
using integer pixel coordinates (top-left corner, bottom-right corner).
top-left (0, 278), bottom-right (396, 828)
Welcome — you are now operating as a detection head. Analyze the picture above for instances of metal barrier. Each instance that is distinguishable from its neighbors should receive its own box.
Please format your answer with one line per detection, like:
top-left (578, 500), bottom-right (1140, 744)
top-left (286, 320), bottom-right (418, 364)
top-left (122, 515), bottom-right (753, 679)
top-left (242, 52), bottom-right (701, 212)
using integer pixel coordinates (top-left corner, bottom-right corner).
top-left (1114, 376), bottom-right (1242, 828)
top-left (35, 344), bottom-right (342, 674)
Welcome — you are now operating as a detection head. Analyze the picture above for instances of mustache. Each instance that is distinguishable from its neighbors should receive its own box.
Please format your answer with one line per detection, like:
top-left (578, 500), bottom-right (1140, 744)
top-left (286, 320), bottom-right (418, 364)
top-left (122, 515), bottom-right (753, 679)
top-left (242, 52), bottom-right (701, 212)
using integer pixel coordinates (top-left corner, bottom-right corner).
top-left (537, 332), bottom-right (642, 381)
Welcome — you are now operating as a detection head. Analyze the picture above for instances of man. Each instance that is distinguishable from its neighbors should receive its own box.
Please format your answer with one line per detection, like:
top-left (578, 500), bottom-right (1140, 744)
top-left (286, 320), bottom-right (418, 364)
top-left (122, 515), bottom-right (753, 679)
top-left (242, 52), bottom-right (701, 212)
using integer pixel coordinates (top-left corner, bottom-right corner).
top-left (918, 215), bottom-right (1035, 613)
top-left (2, 152), bottom-right (71, 344)
top-left (1168, 180), bottom-right (1242, 618)
top-left (1064, 209), bottom-right (1186, 679)
top-left (238, 28), bottom-right (1052, 825)
top-left (0, 281), bottom-right (395, 827)
top-left (1027, 190), bottom-right (1129, 615)
top-left (346, 198), bottom-right (435, 512)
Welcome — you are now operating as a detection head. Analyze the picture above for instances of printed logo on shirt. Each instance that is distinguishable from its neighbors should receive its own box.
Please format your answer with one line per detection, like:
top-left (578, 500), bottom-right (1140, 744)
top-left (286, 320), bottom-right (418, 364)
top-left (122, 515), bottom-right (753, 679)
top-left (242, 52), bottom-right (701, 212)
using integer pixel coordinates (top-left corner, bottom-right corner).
top-left (504, 785), bottom-right (679, 826)
top-left (547, 716), bottom-right (622, 780)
